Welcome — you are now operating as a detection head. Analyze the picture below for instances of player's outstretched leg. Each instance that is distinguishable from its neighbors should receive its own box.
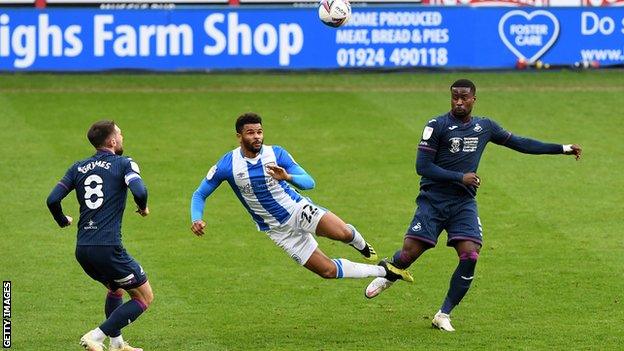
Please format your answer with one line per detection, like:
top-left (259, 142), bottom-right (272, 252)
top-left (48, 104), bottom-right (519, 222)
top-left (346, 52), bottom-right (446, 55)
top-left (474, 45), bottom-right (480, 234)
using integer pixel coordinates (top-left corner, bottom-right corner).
top-left (434, 240), bottom-right (480, 332)
top-left (304, 248), bottom-right (389, 279)
top-left (315, 212), bottom-right (378, 262)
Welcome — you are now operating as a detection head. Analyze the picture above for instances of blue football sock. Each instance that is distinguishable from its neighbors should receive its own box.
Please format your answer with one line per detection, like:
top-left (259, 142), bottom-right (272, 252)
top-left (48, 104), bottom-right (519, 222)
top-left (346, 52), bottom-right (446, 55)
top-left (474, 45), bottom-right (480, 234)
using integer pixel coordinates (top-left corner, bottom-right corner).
top-left (391, 249), bottom-right (413, 269)
top-left (99, 299), bottom-right (147, 337)
top-left (105, 290), bottom-right (124, 318)
top-left (440, 251), bottom-right (478, 314)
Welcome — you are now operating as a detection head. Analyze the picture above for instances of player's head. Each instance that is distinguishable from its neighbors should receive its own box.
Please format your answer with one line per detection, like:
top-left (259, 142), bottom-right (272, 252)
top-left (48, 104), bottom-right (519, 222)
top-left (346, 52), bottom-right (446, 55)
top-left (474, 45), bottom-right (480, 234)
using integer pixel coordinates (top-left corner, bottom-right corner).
top-left (236, 113), bottom-right (263, 154)
top-left (87, 120), bottom-right (124, 155)
top-left (450, 79), bottom-right (476, 119)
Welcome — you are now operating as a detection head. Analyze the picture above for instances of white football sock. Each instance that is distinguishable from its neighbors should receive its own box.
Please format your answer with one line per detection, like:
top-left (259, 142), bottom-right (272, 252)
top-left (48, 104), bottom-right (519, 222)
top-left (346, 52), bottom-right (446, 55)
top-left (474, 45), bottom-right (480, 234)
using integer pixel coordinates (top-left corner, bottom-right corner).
top-left (110, 335), bottom-right (125, 348)
top-left (90, 328), bottom-right (106, 342)
top-left (332, 258), bottom-right (385, 278)
top-left (346, 224), bottom-right (366, 250)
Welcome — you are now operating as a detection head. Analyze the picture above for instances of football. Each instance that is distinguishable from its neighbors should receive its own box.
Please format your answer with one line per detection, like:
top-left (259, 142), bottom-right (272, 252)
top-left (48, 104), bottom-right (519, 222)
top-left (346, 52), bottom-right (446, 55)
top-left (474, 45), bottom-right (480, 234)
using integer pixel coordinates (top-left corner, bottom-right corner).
top-left (318, 0), bottom-right (351, 28)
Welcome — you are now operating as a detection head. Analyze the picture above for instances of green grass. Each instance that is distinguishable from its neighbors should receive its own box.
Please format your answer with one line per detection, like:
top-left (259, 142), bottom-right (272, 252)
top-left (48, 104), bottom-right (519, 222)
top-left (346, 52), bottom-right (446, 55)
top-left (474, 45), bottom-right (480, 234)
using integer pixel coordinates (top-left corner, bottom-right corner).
top-left (1, 71), bottom-right (623, 350)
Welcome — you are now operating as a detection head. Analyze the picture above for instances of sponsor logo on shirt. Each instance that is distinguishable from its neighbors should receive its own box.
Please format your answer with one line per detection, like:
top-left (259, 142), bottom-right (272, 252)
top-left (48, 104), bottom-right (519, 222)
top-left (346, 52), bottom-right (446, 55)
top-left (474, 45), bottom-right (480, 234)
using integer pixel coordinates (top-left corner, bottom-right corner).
top-left (449, 137), bottom-right (480, 153)
top-left (84, 219), bottom-right (98, 230)
top-left (448, 125), bottom-right (458, 130)
top-left (463, 137), bottom-right (479, 152)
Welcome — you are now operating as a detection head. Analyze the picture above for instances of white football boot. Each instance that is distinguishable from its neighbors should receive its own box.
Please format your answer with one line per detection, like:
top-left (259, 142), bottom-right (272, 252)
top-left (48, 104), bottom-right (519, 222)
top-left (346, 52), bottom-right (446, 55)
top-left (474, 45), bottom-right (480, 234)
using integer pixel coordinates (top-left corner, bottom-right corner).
top-left (364, 277), bottom-right (394, 299)
top-left (79, 331), bottom-right (104, 351)
top-left (432, 310), bottom-right (455, 332)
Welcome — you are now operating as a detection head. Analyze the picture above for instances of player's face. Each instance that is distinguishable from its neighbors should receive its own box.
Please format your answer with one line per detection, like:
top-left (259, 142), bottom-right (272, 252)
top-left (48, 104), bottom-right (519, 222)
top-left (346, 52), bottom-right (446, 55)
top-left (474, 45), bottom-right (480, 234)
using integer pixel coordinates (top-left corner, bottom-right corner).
top-left (451, 87), bottom-right (476, 119)
top-left (111, 125), bottom-right (124, 156)
top-left (238, 123), bottom-right (263, 155)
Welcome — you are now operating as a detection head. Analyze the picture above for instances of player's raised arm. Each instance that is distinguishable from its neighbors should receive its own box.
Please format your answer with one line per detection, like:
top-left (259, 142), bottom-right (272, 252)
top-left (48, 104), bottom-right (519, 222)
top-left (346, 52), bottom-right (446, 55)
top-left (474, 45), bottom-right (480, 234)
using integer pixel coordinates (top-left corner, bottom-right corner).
top-left (46, 165), bottom-right (76, 228)
top-left (489, 119), bottom-right (582, 160)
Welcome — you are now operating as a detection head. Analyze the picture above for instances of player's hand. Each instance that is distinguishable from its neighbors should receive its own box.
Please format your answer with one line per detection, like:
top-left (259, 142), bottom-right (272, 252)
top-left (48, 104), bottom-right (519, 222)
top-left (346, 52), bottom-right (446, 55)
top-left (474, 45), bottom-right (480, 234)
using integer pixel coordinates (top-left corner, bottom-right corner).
top-left (462, 172), bottom-right (481, 187)
top-left (136, 207), bottom-right (150, 217)
top-left (564, 144), bottom-right (582, 160)
top-left (63, 215), bottom-right (73, 227)
top-left (191, 220), bottom-right (206, 237)
top-left (266, 165), bottom-right (291, 181)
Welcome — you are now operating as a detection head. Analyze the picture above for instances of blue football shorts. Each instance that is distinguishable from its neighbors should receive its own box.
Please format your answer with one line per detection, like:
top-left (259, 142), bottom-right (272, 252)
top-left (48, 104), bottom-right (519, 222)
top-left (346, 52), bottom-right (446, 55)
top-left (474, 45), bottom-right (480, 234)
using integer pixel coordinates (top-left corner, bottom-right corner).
top-left (405, 187), bottom-right (483, 247)
top-left (75, 245), bottom-right (147, 290)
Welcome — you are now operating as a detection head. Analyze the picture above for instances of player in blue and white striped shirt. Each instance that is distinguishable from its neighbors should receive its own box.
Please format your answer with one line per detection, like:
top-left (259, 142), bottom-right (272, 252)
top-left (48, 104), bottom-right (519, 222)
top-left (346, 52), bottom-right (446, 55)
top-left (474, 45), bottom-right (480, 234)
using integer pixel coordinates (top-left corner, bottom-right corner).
top-left (190, 113), bottom-right (413, 283)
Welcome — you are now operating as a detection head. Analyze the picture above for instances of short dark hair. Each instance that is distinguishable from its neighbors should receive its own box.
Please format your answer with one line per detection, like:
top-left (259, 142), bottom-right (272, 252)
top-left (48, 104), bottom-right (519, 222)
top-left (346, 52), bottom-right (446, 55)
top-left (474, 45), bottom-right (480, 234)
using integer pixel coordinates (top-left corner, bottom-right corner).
top-left (450, 79), bottom-right (476, 94)
top-left (87, 120), bottom-right (116, 148)
top-left (235, 113), bottom-right (262, 133)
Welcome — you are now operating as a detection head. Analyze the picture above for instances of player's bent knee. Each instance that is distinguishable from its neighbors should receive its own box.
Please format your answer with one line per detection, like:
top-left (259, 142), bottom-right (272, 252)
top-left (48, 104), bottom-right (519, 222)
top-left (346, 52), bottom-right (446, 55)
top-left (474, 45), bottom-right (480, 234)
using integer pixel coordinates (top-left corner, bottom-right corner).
top-left (459, 251), bottom-right (479, 261)
top-left (143, 291), bottom-right (154, 306)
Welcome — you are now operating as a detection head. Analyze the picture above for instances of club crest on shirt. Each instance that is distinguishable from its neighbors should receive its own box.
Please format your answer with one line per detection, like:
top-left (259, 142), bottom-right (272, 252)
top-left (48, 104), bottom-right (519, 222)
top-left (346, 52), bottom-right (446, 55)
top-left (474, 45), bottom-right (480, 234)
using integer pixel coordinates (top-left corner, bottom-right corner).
top-left (449, 137), bottom-right (462, 153)
top-left (474, 123), bottom-right (482, 132)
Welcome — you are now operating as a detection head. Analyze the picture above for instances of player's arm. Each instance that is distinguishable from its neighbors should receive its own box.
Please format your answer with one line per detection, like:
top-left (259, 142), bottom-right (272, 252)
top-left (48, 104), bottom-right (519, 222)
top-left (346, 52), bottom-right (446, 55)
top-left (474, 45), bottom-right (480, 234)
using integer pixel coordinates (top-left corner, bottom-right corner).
top-left (124, 159), bottom-right (149, 216)
top-left (190, 161), bottom-right (227, 236)
top-left (268, 146), bottom-right (315, 190)
top-left (267, 164), bottom-right (315, 190)
top-left (190, 179), bottom-right (221, 236)
top-left (416, 121), bottom-right (480, 187)
top-left (46, 167), bottom-right (75, 228)
top-left (416, 150), bottom-right (475, 184)
top-left (490, 119), bottom-right (582, 159)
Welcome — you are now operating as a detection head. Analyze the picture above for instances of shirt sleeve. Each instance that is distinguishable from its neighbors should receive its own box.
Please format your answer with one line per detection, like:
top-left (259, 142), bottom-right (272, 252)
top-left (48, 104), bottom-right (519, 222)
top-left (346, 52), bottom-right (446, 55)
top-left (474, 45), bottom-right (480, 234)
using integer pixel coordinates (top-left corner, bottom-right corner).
top-left (274, 146), bottom-right (315, 190)
top-left (123, 158), bottom-right (148, 210)
top-left (489, 120), bottom-right (563, 154)
top-left (416, 149), bottom-right (464, 182)
top-left (46, 164), bottom-right (76, 227)
top-left (417, 119), bottom-right (440, 154)
top-left (415, 120), bottom-right (464, 182)
top-left (123, 158), bottom-right (143, 186)
top-left (489, 119), bottom-right (513, 145)
top-left (190, 156), bottom-right (229, 223)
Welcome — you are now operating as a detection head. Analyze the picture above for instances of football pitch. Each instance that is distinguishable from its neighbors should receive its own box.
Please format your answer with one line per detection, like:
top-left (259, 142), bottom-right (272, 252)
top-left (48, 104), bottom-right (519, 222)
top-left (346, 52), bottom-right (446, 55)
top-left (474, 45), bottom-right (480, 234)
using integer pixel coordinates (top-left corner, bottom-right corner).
top-left (1, 71), bottom-right (622, 350)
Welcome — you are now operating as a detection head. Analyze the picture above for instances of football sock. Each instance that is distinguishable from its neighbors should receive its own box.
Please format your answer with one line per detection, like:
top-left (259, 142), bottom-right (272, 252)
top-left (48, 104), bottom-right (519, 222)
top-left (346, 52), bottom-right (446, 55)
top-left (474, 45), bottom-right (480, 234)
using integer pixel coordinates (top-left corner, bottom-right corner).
top-left (110, 335), bottom-right (125, 348)
top-left (99, 299), bottom-right (147, 337)
top-left (332, 258), bottom-right (385, 278)
top-left (105, 290), bottom-right (124, 318)
top-left (391, 249), bottom-right (413, 269)
top-left (346, 224), bottom-right (366, 250)
top-left (440, 251), bottom-right (478, 314)
top-left (90, 328), bottom-right (106, 342)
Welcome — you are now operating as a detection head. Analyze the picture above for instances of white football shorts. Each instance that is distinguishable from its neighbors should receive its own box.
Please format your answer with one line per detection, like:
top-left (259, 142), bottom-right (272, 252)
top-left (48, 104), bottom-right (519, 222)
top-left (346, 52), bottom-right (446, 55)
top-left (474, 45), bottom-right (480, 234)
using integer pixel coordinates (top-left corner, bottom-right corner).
top-left (267, 199), bottom-right (327, 265)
